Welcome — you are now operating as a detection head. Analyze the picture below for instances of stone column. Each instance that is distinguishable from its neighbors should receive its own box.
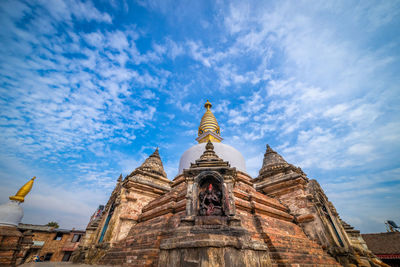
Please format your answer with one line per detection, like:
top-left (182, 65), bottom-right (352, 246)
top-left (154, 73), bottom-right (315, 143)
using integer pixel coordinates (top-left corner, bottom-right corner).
top-left (223, 176), bottom-right (236, 216)
top-left (185, 177), bottom-right (194, 217)
top-left (181, 177), bottom-right (195, 225)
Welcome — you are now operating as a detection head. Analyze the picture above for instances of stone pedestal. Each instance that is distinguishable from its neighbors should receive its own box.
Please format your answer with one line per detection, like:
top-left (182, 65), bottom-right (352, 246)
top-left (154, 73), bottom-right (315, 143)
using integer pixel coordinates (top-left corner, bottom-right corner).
top-left (158, 216), bottom-right (271, 267)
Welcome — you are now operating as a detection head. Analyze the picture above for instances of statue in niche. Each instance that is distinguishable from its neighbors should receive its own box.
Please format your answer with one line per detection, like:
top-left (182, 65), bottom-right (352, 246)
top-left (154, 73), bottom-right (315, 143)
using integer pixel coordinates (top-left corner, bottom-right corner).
top-left (199, 183), bottom-right (223, 216)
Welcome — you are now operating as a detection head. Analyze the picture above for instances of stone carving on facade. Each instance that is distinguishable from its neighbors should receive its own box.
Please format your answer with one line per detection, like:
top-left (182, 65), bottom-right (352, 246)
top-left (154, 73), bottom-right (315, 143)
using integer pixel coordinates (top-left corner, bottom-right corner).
top-left (182, 141), bottom-right (236, 222)
top-left (198, 182), bottom-right (223, 216)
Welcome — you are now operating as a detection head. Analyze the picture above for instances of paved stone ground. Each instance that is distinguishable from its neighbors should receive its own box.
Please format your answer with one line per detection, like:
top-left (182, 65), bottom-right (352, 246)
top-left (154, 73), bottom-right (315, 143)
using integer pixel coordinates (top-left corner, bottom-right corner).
top-left (20, 263), bottom-right (112, 267)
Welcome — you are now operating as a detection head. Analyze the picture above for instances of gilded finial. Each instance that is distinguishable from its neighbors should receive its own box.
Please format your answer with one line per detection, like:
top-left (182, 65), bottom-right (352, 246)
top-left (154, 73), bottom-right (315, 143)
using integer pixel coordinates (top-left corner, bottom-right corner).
top-left (197, 100), bottom-right (223, 143)
top-left (204, 100), bottom-right (212, 110)
top-left (9, 177), bottom-right (36, 203)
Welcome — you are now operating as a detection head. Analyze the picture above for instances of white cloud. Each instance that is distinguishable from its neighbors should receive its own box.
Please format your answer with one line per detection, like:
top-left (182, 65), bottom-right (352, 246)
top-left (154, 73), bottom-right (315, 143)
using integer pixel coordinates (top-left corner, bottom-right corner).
top-left (22, 183), bottom-right (111, 229)
top-left (0, 2), bottom-right (169, 164)
top-left (210, 0), bottom-right (400, 233)
top-left (39, 0), bottom-right (112, 24)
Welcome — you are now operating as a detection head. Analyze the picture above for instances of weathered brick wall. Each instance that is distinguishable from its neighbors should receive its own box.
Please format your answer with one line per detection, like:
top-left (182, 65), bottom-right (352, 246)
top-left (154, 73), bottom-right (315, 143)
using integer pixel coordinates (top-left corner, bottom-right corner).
top-left (0, 225), bottom-right (23, 266)
top-left (233, 177), bottom-right (340, 266)
top-left (32, 231), bottom-right (74, 261)
top-left (97, 170), bottom-right (341, 267)
top-left (77, 152), bottom-right (172, 263)
top-left (99, 180), bottom-right (186, 266)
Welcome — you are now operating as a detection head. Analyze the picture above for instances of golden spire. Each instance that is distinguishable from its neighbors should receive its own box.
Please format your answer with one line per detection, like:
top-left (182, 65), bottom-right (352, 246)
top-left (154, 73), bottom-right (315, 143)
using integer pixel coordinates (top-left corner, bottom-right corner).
top-left (9, 177), bottom-right (36, 203)
top-left (204, 100), bottom-right (212, 110)
top-left (196, 100), bottom-right (223, 143)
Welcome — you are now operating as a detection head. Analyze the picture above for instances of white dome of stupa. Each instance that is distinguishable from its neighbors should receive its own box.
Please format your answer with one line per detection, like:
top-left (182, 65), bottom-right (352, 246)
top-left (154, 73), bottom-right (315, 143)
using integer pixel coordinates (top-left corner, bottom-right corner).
top-left (179, 142), bottom-right (246, 174)
top-left (0, 201), bottom-right (23, 226)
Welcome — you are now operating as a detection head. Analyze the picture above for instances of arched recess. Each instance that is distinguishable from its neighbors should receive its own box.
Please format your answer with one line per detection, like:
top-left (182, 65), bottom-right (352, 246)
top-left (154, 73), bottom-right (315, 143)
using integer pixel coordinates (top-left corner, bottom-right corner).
top-left (193, 171), bottom-right (227, 216)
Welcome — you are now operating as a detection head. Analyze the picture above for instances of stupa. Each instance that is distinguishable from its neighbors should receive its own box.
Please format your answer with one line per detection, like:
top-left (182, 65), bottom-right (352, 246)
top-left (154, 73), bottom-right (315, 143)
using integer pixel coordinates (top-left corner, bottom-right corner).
top-left (0, 177), bottom-right (36, 266)
top-left (73, 101), bottom-right (385, 267)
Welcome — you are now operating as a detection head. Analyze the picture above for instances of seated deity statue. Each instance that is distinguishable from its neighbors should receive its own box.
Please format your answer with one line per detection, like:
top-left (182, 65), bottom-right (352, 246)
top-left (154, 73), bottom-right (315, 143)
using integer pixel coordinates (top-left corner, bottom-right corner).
top-left (199, 183), bottom-right (223, 216)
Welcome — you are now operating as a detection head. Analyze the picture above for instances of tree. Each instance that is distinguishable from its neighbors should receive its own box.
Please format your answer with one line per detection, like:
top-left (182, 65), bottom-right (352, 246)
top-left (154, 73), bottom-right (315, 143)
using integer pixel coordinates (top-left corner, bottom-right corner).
top-left (46, 221), bottom-right (59, 228)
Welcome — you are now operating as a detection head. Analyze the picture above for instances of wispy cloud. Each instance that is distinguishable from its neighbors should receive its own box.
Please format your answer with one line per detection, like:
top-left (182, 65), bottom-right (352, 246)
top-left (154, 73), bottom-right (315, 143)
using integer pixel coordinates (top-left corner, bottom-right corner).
top-left (197, 0), bottom-right (399, 232)
top-left (0, 1), bottom-right (170, 163)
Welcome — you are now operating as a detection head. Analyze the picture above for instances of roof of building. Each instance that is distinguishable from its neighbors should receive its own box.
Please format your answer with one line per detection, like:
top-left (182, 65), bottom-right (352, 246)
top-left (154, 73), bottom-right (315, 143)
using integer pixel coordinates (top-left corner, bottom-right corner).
top-left (362, 232), bottom-right (400, 255)
top-left (18, 223), bottom-right (84, 233)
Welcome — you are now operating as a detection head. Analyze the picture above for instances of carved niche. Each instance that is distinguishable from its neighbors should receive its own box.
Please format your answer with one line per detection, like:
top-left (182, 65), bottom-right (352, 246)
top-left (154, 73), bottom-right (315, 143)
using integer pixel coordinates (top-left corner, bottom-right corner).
top-left (198, 176), bottom-right (223, 216)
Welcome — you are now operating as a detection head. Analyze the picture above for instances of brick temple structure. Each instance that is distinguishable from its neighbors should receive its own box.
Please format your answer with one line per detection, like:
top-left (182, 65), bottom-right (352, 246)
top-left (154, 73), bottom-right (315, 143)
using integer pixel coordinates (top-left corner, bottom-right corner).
top-left (73, 101), bottom-right (387, 267)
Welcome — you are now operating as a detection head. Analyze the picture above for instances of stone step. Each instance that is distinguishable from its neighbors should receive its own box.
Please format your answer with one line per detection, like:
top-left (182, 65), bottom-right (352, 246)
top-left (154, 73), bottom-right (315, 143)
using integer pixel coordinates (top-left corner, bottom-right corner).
top-left (272, 259), bottom-right (339, 266)
top-left (271, 264), bottom-right (341, 267)
top-left (265, 233), bottom-right (318, 243)
top-left (267, 239), bottom-right (321, 248)
top-left (127, 243), bottom-right (159, 249)
top-left (270, 252), bottom-right (339, 265)
top-left (265, 235), bottom-right (323, 250)
top-left (269, 245), bottom-right (325, 254)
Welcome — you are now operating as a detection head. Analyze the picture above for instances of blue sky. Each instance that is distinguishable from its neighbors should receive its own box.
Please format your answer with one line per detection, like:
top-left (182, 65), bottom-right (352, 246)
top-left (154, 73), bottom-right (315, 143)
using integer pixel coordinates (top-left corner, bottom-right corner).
top-left (0, 0), bottom-right (399, 233)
